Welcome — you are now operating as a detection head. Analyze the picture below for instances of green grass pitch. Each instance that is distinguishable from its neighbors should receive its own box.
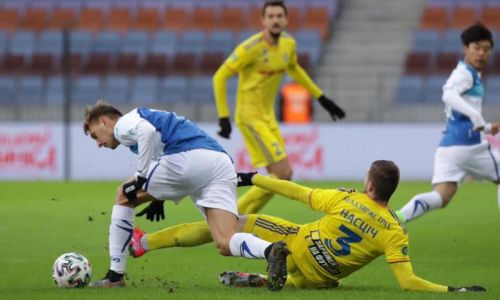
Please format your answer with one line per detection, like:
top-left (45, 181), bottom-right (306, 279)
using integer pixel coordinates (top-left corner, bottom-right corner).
top-left (0, 180), bottom-right (498, 300)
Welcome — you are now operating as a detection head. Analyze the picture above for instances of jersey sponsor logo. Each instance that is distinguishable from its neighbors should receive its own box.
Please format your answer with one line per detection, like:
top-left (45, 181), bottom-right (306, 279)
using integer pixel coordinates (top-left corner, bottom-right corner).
top-left (342, 197), bottom-right (391, 230)
top-left (337, 187), bottom-right (356, 193)
top-left (306, 230), bottom-right (341, 276)
top-left (258, 68), bottom-right (286, 76)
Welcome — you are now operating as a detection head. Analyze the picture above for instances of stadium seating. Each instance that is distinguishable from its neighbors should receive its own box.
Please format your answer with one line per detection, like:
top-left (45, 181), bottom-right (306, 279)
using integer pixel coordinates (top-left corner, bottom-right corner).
top-left (0, 0), bottom-right (339, 106)
top-left (396, 0), bottom-right (500, 104)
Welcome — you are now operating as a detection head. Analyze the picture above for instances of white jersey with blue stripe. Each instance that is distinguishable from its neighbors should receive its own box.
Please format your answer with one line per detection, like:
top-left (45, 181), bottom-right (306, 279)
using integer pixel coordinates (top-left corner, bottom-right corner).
top-left (439, 61), bottom-right (484, 147)
top-left (114, 107), bottom-right (225, 178)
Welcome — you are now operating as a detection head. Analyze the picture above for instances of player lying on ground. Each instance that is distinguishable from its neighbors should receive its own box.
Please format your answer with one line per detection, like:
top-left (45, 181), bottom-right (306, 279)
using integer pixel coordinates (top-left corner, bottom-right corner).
top-left (396, 23), bottom-right (500, 223)
top-left (129, 160), bottom-right (484, 292)
top-left (83, 101), bottom-right (289, 291)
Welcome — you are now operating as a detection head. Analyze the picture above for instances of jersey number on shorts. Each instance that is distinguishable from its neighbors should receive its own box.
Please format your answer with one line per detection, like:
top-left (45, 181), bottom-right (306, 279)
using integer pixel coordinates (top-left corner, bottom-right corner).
top-left (326, 225), bottom-right (362, 256)
top-left (271, 142), bottom-right (283, 156)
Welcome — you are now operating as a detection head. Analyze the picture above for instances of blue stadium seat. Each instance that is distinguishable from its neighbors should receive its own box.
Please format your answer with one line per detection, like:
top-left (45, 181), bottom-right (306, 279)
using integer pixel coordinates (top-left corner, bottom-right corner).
top-left (130, 76), bottom-right (158, 104)
top-left (69, 31), bottom-right (93, 55)
top-left (412, 29), bottom-right (439, 54)
top-left (456, 0), bottom-right (482, 9)
top-left (45, 76), bottom-right (64, 105)
top-left (28, 0), bottom-right (54, 10)
top-left (111, 0), bottom-right (138, 10)
top-left (485, 76), bottom-right (500, 104)
top-left (295, 29), bottom-right (322, 64)
top-left (236, 29), bottom-right (255, 44)
top-left (0, 32), bottom-right (6, 57)
top-left (168, 0), bottom-right (195, 9)
top-left (2, 0), bottom-right (28, 10)
top-left (424, 75), bottom-right (447, 103)
top-left (178, 30), bottom-right (206, 56)
top-left (121, 31), bottom-right (150, 59)
top-left (310, 0), bottom-right (339, 18)
top-left (71, 75), bottom-right (103, 104)
top-left (151, 31), bottom-right (177, 56)
top-left (395, 75), bottom-right (424, 104)
top-left (188, 76), bottom-right (213, 103)
top-left (16, 75), bottom-right (44, 104)
top-left (206, 30), bottom-right (234, 55)
top-left (84, 0), bottom-right (110, 10)
top-left (8, 31), bottom-right (36, 57)
top-left (159, 76), bottom-right (188, 103)
top-left (56, 0), bottom-right (81, 10)
top-left (94, 31), bottom-right (121, 55)
top-left (37, 30), bottom-right (63, 56)
top-left (141, 0), bottom-right (168, 11)
top-left (439, 30), bottom-right (463, 54)
top-left (0, 76), bottom-right (16, 104)
top-left (103, 75), bottom-right (130, 104)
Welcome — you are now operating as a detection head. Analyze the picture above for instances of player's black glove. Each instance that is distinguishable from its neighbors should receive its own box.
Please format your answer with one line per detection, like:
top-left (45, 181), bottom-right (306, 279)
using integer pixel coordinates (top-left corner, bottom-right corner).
top-left (218, 117), bottom-right (232, 139)
top-left (448, 286), bottom-right (486, 292)
top-left (122, 176), bottom-right (147, 203)
top-left (136, 200), bottom-right (165, 222)
top-left (318, 95), bottom-right (346, 121)
top-left (237, 172), bottom-right (257, 187)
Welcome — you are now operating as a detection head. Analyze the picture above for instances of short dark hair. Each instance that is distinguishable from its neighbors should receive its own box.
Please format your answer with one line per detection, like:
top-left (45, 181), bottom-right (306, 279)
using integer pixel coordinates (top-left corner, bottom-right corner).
top-left (461, 22), bottom-right (494, 47)
top-left (262, 0), bottom-right (287, 16)
top-left (367, 160), bottom-right (400, 203)
top-left (83, 100), bottom-right (122, 135)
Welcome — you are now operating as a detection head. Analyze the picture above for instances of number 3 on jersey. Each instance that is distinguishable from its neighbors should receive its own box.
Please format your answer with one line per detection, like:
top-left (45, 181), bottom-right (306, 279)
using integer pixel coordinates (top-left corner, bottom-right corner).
top-left (325, 225), bottom-right (362, 256)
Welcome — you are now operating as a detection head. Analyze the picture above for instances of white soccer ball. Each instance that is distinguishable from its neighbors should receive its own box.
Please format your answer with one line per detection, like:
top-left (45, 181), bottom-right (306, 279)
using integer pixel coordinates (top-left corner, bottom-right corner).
top-left (52, 252), bottom-right (92, 288)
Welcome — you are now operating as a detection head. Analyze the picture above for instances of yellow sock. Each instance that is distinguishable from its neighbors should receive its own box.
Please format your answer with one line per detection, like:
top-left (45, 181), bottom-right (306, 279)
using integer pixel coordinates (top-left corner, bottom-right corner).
top-left (237, 185), bottom-right (274, 215)
top-left (147, 221), bottom-right (212, 250)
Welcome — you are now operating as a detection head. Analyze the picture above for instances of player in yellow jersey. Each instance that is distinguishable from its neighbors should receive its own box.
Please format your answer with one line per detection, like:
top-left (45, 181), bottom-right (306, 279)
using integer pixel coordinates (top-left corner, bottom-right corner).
top-left (129, 161), bottom-right (485, 292)
top-left (212, 0), bottom-right (346, 215)
top-left (218, 161), bottom-right (485, 292)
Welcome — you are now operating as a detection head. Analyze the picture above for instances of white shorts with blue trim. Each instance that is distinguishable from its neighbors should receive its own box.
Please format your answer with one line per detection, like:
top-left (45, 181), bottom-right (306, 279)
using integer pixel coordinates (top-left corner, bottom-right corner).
top-left (144, 149), bottom-right (238, 218)
top-left (432, 142), bottom-right (500, 184)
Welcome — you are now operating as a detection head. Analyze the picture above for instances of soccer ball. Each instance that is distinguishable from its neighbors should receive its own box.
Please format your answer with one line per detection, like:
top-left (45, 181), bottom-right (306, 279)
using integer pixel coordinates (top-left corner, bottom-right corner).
top-left (52, 252), bottom-right (92, 288)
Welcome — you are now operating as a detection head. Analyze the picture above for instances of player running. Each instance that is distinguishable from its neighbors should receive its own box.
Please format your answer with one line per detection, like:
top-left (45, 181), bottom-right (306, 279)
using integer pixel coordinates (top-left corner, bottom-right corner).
top-left (396, 23), bottom-right (500, 223)
top-left (213, 0), bottom-right (345, 215)
top-left (130, 161), bottom-right (485, 292)
top-left (82, 101), bottom-right (289, 291)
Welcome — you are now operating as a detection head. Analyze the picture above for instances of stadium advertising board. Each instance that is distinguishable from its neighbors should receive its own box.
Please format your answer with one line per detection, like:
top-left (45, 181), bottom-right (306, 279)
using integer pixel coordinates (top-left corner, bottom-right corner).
top-left (3, 122), bottom-right (499, 181)
top-left (0, 123), bottom-right (64, 180)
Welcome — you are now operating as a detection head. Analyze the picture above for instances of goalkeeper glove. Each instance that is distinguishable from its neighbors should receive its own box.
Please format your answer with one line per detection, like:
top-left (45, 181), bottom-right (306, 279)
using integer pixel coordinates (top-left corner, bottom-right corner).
top-left (136, 200), bottom-right (165, 222)
top-left (218, 117), bottom-right (232, 139)
top-left (122, 176), bottom-right (147, 203)
top-left (318, 95), bottom-right (346, 121)
top-left (448, 286), bottom-right (486, 292)
top-left (237, 172), bottom-right (257, 187)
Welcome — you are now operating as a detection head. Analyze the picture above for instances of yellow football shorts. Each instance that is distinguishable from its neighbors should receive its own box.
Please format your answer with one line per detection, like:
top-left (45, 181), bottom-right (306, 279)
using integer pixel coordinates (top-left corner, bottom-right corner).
top-left (237, 120), bottom-right (287, 168)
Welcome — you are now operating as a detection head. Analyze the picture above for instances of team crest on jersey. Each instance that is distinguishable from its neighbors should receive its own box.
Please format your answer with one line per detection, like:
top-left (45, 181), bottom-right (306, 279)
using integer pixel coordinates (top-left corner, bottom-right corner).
top-left (230, 53), bottom-right (238, 62)
top-left (262, 49), bottom-right (269, 63)
top-left (283, 54), bottom-right (289, 63)
top-left (401, 245), bottom-right (408, 256)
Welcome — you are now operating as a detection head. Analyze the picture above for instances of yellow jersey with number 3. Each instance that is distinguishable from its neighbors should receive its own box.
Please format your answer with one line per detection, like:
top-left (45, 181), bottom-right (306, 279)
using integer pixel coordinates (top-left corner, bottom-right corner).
top-left (291, 188), bottom-right (409, 283)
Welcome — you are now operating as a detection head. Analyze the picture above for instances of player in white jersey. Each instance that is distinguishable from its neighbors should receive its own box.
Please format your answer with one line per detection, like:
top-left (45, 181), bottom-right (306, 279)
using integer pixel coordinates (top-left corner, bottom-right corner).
top-left (397, 23), bottom-right (500, 223)
top-left (82, 100), bottom-right (289, 291)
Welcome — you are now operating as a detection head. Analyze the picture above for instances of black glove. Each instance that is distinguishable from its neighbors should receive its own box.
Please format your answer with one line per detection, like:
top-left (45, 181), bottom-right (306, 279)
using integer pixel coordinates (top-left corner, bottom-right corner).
top-left (237, 172), bottom-right (257, 187)
top-left (136, 200), bottom-right (165, 222)
top-left (318, 95), bottom-right (346, 121)
top-left (448, 286), bottom-right (486, 292)
top-left (218, 117), bottom-right (232, 139)
top-left (122, 176), bottom-right (147, 203)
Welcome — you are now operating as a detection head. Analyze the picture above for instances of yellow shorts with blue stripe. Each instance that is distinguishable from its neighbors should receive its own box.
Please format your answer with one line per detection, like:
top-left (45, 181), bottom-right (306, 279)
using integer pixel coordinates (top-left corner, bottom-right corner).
top-left (243, 214), bottom-right (340, 289)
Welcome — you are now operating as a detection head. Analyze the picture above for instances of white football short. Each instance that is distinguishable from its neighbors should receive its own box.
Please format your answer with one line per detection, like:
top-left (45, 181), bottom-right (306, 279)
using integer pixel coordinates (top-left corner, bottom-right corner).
top-left (432, 142), bottom-right (500, 184)
top-left (143, 149), bottom-right (238, 218)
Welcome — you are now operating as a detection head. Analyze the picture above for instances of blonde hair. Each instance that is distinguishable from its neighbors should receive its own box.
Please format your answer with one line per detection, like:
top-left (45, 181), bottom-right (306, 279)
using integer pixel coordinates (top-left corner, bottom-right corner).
top-left (83, 100), bottom-right (122, 135)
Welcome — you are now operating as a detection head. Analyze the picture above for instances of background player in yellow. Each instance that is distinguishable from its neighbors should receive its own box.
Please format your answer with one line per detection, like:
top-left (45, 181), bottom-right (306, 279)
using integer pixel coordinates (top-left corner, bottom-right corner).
top-left (212, 0), bottom-right (346, 215)
top-left (129, 161), bottom-right (485, 292)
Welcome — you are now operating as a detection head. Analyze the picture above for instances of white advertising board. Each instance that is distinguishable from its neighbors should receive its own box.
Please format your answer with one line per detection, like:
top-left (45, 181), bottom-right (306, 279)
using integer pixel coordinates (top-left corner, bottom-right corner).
top-left (3, 122), bottom-right (498, 181)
